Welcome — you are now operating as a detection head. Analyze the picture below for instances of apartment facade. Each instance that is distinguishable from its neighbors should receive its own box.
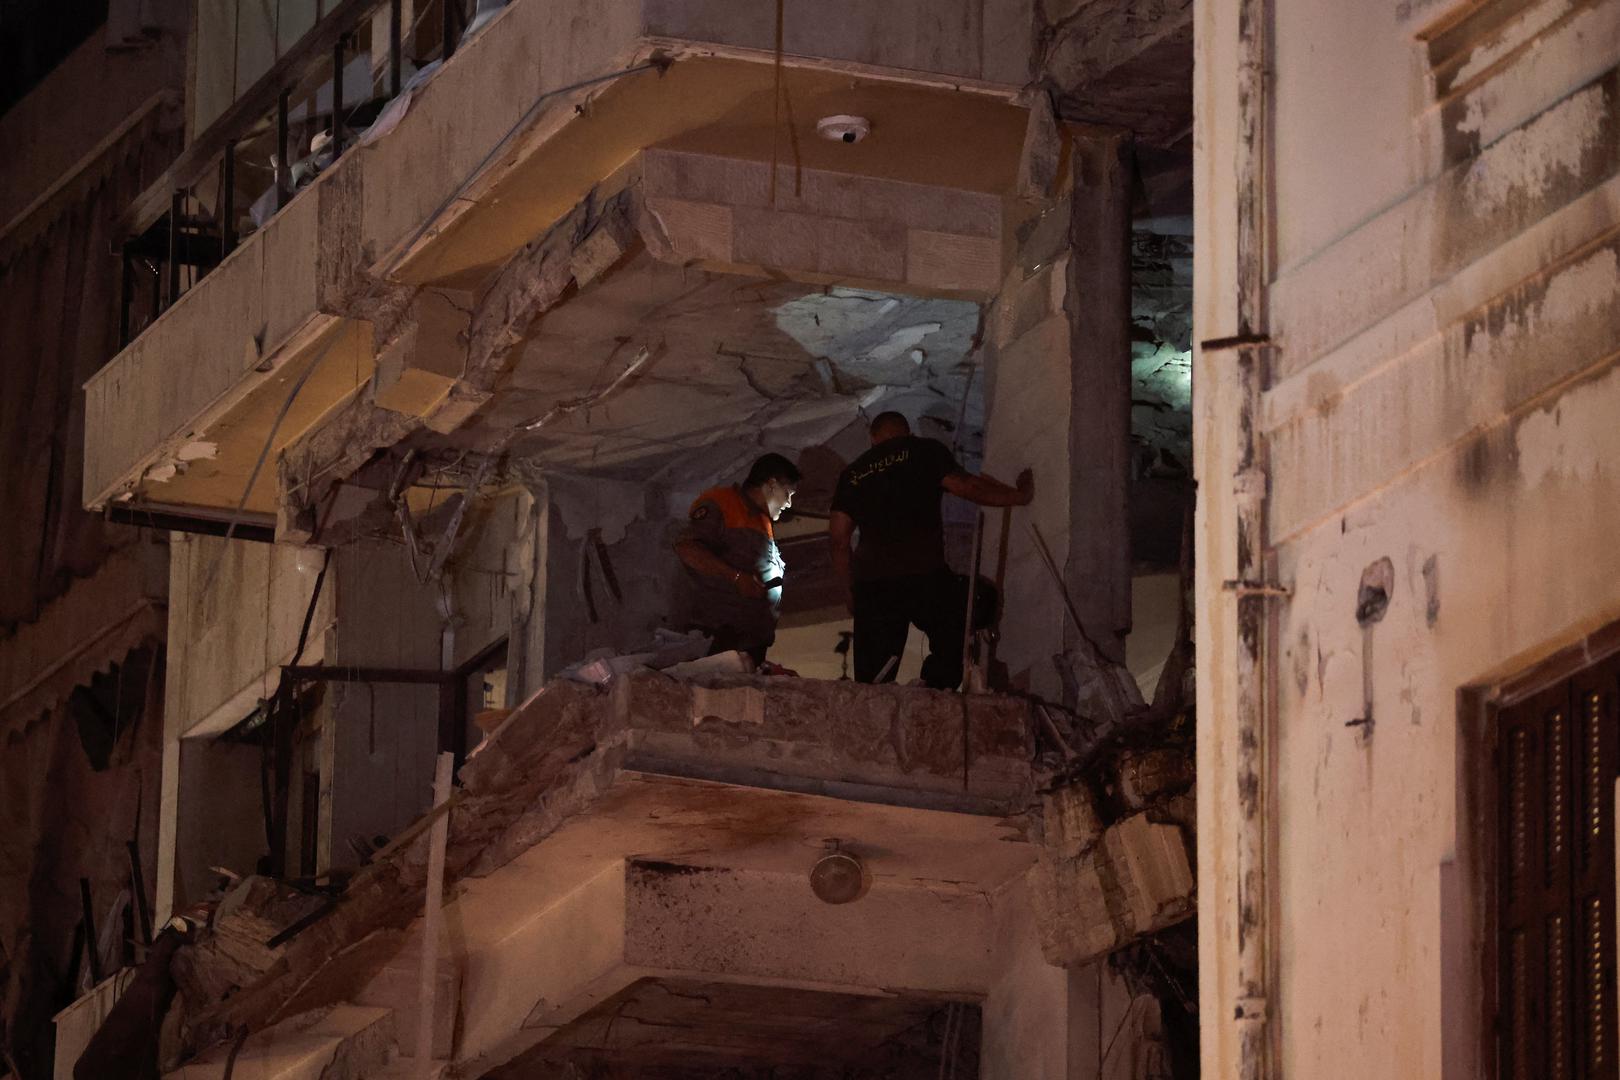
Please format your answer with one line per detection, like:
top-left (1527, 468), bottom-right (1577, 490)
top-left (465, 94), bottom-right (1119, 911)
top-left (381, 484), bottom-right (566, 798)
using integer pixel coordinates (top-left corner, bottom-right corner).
top-left (56, 0), bottom-right (1203, 1077)
top-left (1196, 0), bottom-right (1620, 1077)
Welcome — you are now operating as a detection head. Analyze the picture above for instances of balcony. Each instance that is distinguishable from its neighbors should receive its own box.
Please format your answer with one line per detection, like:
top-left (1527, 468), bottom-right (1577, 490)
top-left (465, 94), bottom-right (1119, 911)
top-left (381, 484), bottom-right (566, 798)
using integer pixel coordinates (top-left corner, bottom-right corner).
top-left (168, 671), bottom-right (1038, 1076)
top-left (82, 0), bottom-right (1039, 537)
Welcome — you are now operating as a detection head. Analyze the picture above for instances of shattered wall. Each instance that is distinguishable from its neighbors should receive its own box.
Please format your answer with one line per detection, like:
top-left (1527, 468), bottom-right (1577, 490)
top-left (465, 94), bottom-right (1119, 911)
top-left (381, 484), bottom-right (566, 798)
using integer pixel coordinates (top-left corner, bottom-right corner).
top-left (1196, 1), bottom-right (1620, 1076)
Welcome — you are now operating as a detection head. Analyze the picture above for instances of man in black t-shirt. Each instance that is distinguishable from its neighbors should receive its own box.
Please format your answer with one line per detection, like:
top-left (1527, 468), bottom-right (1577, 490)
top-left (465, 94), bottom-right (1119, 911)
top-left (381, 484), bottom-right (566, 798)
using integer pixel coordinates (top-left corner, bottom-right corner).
top-left (829, 411), bottom-right (1033, 689)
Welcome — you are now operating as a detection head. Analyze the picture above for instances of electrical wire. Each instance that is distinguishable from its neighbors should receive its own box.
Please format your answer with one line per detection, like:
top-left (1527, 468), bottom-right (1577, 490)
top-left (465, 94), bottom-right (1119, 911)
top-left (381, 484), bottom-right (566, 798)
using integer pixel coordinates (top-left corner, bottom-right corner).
top-left (381, 55), bottom-right (670, 277)
top-left (196, 330), bottom-right (343, 595)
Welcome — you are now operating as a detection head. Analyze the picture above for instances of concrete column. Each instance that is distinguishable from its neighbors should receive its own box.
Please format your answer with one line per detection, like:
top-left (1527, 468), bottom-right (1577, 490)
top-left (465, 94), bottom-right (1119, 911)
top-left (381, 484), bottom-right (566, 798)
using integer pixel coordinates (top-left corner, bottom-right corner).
top-left (982, 875), bottom-right (1139, 1080)
top-left (1064, 133), bottom-right (1134, 665)
top-left (982, 129), bottom-right (1135, 693)
top-left (983, 878), bottom-right (1070, 1080)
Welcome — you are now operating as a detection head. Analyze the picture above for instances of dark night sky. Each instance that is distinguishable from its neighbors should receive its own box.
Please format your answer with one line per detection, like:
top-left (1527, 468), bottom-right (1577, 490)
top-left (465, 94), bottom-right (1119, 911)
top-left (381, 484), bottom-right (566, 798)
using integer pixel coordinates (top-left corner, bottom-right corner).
top-left (1, 0), bottom-right (109, 117)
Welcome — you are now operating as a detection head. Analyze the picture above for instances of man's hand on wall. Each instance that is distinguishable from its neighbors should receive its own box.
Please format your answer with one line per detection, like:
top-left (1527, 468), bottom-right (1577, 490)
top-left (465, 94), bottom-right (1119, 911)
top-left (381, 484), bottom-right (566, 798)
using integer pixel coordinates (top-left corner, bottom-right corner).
top-left (1015, 468), bottom-right (1035, 505)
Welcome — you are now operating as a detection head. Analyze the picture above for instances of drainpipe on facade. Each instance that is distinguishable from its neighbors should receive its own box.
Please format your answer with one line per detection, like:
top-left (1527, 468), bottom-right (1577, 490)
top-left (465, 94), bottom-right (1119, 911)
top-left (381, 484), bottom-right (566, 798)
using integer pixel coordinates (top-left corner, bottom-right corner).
top-left (1231, 0), bottom-right (1277, 1076)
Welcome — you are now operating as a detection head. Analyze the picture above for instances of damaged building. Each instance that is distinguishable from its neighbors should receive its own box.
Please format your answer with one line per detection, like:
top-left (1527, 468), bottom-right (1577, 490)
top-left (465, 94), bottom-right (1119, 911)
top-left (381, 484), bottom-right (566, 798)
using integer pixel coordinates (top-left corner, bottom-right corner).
top-left (7, 0), bottom-right (1199, 1076)
top-left (1, 0), bottom-right (1614, 1077)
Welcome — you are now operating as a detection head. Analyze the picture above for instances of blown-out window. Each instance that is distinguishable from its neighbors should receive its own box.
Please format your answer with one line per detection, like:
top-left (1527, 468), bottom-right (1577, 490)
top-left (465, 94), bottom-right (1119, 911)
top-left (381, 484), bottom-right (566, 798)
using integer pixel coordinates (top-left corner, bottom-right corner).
top-left (1499, 654), bottom-right (1620, 1079)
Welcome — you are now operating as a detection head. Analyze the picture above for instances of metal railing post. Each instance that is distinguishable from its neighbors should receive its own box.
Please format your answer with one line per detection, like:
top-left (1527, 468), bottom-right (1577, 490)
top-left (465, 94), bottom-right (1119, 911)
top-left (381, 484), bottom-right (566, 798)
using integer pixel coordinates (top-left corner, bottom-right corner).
top-left (166, 190), bottom-right (182, 308)
top-left (390, 0), bottom-right (403, 96)
top-left (222, 139), bottom-right (237, 255)
top-left (332, 34), bottom-right (346, 156)
top-left (277, 90), bottom-right (292, 210)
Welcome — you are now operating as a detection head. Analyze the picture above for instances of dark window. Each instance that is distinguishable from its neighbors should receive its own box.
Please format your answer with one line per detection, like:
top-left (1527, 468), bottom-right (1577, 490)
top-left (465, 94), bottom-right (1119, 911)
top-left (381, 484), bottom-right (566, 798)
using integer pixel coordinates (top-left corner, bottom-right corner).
top-left (1499, 654), bottom-right (1620, 1079)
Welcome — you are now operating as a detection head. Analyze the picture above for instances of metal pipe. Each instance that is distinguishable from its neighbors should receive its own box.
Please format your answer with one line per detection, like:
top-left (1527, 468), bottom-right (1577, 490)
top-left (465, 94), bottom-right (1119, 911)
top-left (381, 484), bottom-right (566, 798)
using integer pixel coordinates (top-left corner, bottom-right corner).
top-left (127, 839), bottom-right (153, 945)
top-left (960, 510), bottom-right (983, 691)
top-left (276, 90), bottom-right (291, 210)
top-left (222, 140), bottom-right (237, 255)
top-left (1230, 0), bottom-right (1277, 1075)
top-left (79, 879), bottom-right (102, 986)
top-left (415, 753), bottom-right (454, 1071)
top-left (390, 0), bottom-right (403, 96)
top-left (118, 244), bottom-right (133, 347)
top-left (284, 664), bottom-right (454, 685)
top-left (331, 34), bottom-right (345, 157)
top-left (166, 190), bottom-right (181, 307)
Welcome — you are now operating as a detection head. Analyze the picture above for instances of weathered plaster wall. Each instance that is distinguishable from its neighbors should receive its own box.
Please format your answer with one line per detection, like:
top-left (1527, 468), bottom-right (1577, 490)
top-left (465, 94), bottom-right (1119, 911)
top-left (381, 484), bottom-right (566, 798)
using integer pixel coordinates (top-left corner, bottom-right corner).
top-left (326, 541), bottom-right (446, 870)
top-left (539, 484), bottom-right (678, 679)
top-left (157, 536), bottom-right (331, 920)
top-left (163, 535), bottom-right (331, 740)
top-left (983, 248), bottom-right (1074, 699)
top-left (0, 14), bottom-right (184, 230)
top-left (1196, 0), bottom-right (1620, 1075)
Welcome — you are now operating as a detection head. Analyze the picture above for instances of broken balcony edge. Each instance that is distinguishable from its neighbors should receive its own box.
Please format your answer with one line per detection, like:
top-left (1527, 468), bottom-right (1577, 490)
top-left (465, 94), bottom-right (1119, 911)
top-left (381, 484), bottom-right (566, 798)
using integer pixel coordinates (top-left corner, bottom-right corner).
top-left (174, 671), bottom-right (1038, 1058)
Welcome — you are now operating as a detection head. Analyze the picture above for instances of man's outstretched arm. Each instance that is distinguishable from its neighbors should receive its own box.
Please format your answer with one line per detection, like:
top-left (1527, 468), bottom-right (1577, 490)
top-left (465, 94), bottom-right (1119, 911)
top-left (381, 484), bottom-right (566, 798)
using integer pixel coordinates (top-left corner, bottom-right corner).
top-left (941, 467), bottom-right (1034, 507)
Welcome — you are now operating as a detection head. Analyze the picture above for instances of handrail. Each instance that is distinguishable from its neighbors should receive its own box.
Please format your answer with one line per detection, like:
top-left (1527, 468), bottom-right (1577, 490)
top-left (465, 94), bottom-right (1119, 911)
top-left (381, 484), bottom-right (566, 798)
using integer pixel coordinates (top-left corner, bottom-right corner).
top-left (115, 0), bottom-right (401, 238)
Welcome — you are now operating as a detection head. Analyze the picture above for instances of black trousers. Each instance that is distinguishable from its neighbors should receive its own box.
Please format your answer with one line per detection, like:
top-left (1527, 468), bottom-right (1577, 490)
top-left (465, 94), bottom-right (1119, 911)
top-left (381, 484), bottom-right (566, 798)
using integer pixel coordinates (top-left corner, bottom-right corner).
top-left (852, 568), bottom-right (968, 690)
top-left (702, 624), bottom-right (773, 667)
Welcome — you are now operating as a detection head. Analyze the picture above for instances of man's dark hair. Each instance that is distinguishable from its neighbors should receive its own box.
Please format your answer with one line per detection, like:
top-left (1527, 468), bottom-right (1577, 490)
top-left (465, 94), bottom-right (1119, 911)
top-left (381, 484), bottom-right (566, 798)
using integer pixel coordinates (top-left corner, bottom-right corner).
top-left (744, 452), bottom-right (801, 488)
top-left (869, 411), bottom-right (911, 439)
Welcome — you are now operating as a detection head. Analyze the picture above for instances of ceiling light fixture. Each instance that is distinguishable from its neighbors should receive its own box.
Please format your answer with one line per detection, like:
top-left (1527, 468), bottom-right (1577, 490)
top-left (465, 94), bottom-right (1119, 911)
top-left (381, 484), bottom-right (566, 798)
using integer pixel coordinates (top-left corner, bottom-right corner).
top-left (809, 840), bottom-right (870, 904)
top-left (816, 115), bottom-right (871, 144)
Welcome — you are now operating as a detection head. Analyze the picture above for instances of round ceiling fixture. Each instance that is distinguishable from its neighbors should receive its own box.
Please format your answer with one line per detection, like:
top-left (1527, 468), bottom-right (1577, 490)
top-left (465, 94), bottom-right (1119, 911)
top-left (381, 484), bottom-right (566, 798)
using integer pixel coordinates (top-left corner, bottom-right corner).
top-left (809, 842), bottom-right (870, 904)
top-left (817, 115), bottom-right (872, 144)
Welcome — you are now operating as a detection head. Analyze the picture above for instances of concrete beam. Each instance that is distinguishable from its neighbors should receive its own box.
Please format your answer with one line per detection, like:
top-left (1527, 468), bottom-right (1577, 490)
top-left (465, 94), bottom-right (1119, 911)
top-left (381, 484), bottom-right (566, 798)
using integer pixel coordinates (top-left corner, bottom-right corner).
top-left (453, 859), bottom-right (996, 1075)
top-left (1064, 131), bottom-right (1134, 664)
top-left (172, 674), bottom-right (1037, 1065)
top-left (643, 148), bottom-right (1007, 298)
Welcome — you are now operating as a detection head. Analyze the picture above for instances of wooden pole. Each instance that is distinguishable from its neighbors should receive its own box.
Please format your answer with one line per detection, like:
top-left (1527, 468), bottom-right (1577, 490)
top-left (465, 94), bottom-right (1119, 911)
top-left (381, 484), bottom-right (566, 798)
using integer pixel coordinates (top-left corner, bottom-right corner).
top-left (416, 752), bottom-right (453, 1072)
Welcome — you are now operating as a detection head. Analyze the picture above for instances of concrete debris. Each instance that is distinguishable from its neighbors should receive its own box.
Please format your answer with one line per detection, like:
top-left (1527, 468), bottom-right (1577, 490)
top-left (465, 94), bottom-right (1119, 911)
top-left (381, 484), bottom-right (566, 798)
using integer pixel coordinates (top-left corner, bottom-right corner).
top-left (1028, 791), bottom-right (1194, 969)
top-left (1114, 746), bottom-right (1195, 812)
top-left (559, 628), bottom-right (714, 685)
top-left (1028, 812), bottom-right (1193, 968)
top-left (1109, 814), bottom-right (1195, 934)
top-left (1017, 90), bottom-right (1062, 199)
top-left (1043, 782), bottom-right (1103, 860)
top-left (664, 649), bottom-right (755, 679)
top-left (691, 682), bottom-right (766, 726)
top-left (173, 877), bottom-right (330, 1002)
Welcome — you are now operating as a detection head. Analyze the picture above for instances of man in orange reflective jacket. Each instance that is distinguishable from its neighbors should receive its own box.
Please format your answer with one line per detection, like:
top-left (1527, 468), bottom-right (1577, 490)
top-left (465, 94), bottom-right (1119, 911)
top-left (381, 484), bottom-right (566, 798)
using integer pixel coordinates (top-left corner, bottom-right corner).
top-left (673, 453), bottom-right (800, 665)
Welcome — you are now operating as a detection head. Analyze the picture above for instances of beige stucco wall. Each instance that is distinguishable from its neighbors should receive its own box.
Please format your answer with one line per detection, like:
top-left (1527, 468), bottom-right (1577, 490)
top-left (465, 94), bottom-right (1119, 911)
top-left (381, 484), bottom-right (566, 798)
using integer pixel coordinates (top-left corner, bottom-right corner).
top-left (1197, 0), bottom-right (1620, 1076)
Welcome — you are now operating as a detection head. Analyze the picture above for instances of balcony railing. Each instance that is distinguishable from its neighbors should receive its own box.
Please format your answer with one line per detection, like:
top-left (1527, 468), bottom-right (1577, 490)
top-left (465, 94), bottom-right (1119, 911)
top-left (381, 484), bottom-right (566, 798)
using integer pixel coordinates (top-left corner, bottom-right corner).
top-left (114, 0), bottom-right (488, 350)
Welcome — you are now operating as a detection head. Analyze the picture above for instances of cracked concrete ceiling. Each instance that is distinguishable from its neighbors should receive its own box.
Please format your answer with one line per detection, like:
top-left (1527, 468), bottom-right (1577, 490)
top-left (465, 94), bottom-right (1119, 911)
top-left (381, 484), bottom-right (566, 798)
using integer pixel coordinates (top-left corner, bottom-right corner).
top-left (429, 253), bottom-right (984, 498)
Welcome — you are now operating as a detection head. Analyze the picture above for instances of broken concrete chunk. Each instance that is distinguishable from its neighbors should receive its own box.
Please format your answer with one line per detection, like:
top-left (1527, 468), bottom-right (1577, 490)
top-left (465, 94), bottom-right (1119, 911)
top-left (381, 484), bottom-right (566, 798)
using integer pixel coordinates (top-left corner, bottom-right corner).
top-left (1114, 746), bottom-right (1194, 811)
top-left (1028, 810), bottom-right (1193, 969)
top-left (570, 224), bottom-right (628, 287)
top-left (210, 876), bottom-right (332, 973)
top-left (691, 683), bottom-right (766, 726)
top-left (1106, 813), bottom-right (1195, 934)
top-left (1016, 91), bottom-right (1062, 199)
top-left (1043, 782), bottom-right (1103, 859)
top-left (1027, 856), bottom-right (1120, 965)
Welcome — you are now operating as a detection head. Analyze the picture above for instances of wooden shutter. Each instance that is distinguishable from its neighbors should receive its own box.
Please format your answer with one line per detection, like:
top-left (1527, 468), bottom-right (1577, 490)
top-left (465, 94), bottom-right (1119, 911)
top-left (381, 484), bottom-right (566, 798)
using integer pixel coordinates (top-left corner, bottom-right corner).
top-left (1500, 656), bottom-right (1620, 1080)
